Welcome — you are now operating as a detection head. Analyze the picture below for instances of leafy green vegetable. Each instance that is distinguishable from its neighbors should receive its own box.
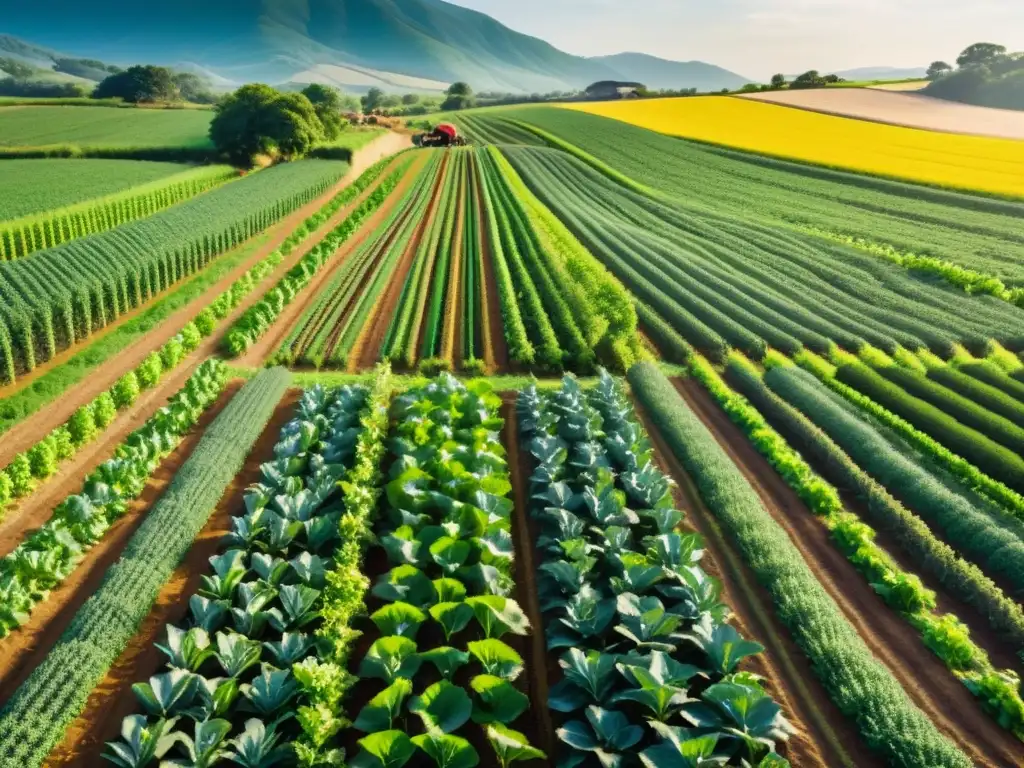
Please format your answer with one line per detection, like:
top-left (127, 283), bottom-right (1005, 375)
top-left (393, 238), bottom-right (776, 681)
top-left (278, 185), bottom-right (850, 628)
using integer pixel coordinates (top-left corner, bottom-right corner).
top-left (470, 674), bottom-right (529, 724)
top-left (411, 733), bottom-right (480, 768)
top-left (358, 636), bottom-right (423, 684)
top-left (353, 679), bottom-right (414, 732)
top-left (409, 680), bottom-right (473, 734)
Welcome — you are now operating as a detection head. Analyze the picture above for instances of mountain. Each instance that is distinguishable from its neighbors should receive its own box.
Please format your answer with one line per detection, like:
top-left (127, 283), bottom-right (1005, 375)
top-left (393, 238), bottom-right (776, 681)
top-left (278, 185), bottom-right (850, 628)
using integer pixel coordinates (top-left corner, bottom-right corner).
top-left (592, 52), bottom-right (750, 91)
top-left (0, 0), bottom-right (747, 93)
top-left (832, 66), bottom-right (928, 81)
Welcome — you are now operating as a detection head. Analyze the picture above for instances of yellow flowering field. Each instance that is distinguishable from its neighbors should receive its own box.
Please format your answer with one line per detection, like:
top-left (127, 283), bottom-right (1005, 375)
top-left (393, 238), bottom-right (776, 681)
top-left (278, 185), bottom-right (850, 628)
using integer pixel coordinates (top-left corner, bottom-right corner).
top-left (564, 96), bottom-right (1024, 197)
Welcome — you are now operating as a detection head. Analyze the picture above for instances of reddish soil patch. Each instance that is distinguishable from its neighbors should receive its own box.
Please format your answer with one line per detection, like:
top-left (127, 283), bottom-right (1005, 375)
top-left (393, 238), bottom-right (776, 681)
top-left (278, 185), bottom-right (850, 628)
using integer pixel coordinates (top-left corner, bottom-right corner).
top-left (473, 159), bottom-right (509, 373)
top-left (502, 397), bottom-right (556, 758)
top-left (671, 377), bottom-right (1024, 768)
top-left (45, 390), bottom-right (300, 767)
top-left (632, 397), bottom-right (866, 768)
top-left (235, 152), bottom-right (430, 369)
top-left (0, 382), bottom-right (241, 703)
top-left (350, 158), bottom-right (447, 371)
top-left (0, 133), bottom-right (411, 466)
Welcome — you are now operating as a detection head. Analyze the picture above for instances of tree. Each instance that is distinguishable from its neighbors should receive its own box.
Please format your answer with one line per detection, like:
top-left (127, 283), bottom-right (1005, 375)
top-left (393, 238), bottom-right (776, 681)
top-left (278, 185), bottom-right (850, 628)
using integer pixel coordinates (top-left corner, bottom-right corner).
top-left (362, 87), bottom-right (385, 112)
top-left (790, 70), bottom-right (825, 89)
top-left (402, 93), bottom-right (420, 105)
top-left (301, 83), bottom-right (345, 139)
top-left (210, 84), bottom-right (325, 165)
top-left (927, 61), bottom-right (953, 80)
top-left (441, 81), bottom-right (474, 111)
top-left (770, 73), bottom-right (787, 89)
top-left (93, 65), bottom-right (177, 103)
top-left (957, 42), bottom-right (1007, 68)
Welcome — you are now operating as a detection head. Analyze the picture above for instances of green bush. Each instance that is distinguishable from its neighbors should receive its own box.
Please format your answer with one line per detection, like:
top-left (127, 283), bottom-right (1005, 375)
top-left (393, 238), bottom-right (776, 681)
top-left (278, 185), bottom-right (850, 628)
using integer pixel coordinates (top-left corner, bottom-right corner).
top-left (194, 308), bottom-right (217, 337)
top-left (67, 404), bottom-right (98, 446)
top-left (768, 365), bottom-right (1024, 596)
top-left (627, 362), bottom-right (970, 768)
top-left (50, 427), bottom-right (75, 460)
top-left (836, 363), bottom-right (1024, 494)
top-left (112, 372), bottom-right (141, 409)
top-left (136, 352), bottom-right (163, 390)
top-left (179, 322), bottom-right (203, 352)
top-left (876, 364), bottom-right (1024, 454)
top-left (159, 337), bottom-right (185, 371)
top-left (27, 438), bottom-right (57, 480)
top-left (92, 392), bottom-right (117, 429)
top-left (7, 453), bottom-right (33, 497)
top-left (928, 366), bottom-right (1024, 429)
top-left (726, 360), bottom-right (1024, 646)
top-left (0, 470), bottom-right (12, 508)
top-left (957, 362), bottom-right (1024, 407)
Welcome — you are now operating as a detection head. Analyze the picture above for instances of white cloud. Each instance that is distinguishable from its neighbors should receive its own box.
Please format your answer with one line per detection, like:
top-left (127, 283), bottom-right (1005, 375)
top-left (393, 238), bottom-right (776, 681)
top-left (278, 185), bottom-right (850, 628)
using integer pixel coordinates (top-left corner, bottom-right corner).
top-left (450, 0), bottom-right (1024, 77)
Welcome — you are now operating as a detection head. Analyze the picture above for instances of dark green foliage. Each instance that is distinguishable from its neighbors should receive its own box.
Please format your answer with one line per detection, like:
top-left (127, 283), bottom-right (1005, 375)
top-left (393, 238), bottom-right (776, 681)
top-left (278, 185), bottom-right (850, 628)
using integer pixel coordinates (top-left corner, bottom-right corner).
top-left (211, 84), bottom-right (325, 164)
top-left (26, 438), bottom-right (56, 480)
top-left (67, 403), bottom-right (97, 446)
top-left (302, 83), bottom-right (345, 140)
top-left (93, 65), bottom-right (177, 103)
top-left (768, 365), bottom-right (1024, 595)
top-left (628, 362), bottom-right (970, 768)
top-left (956, 362), bottom-right (1024, 407)
top-left (877, 364), bottom-right (1024, 452)
top-left (835, 364), bottom-right (1024, 493)
top-left (726, 360), bottom-right (1024, 646)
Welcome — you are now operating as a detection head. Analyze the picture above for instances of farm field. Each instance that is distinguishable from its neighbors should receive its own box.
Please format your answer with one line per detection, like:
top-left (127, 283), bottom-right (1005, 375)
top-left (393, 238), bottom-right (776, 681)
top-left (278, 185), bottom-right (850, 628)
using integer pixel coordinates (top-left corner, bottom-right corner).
top-left (0, 105), bottom-right (214, 149)
top-left (4, 88), bottom-right (1024, 768)
top-left (561, 95), bottom-right (1024, 197)
top-left (739, 88), bottom-right (1024, 139)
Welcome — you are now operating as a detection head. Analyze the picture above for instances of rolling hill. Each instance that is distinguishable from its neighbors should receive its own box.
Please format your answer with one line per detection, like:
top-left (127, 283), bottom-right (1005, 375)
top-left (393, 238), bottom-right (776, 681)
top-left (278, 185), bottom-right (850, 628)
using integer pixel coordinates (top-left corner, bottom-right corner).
top-left (0, 0), bottom-right (748, 93)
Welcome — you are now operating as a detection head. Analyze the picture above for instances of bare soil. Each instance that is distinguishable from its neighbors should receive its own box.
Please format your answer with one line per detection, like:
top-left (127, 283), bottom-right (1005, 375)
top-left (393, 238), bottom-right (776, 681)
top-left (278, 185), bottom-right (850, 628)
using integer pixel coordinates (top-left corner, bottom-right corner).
top-left (632, 395), bottom-right (871, 768)
top-left (441, 158), bottom-right (467, 366)
top-left (474, 162), bottom-right (509, 373)
top-left (739, 89), bottom-right (1024, 140)
top-left (0, 382), bottom-right (241, 703)
top-left (671, 377), bottom-right (1024, 768)
top-left (0, 132), bottom-right (412, 468)
top-left (44, 390), bottom-right (300, 767)
top-left (235, 152), bottom-right (429, 369)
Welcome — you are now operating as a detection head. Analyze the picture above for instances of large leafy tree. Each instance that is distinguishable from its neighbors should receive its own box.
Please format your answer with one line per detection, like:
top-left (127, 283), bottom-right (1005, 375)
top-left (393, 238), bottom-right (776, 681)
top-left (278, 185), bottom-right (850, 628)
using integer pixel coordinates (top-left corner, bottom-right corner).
top-left (301, 83), bottom-right (345, 140)
top-left (210, 84), bottom-right (325, 165)
top-left (93, 65), bottom-right (177, 103)
top-left (957, 42), bottom-right (1007, 68)
top-left (927, 61), bottom-right (953, 80)
top-left (442, 81), bottom-right (475, 111)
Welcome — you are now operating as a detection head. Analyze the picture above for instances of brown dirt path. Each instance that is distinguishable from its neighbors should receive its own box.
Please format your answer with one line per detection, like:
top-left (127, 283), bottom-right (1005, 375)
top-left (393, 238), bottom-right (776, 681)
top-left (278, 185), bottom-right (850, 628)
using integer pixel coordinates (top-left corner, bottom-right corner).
top-left (632, 398), bottom-right (871, 768)
top-left (352, 153), bottom-right (449, 371)
top-left (0, 132), bottom-right (412, 467)
top-left (44, 390), bottom-right (299, 767)
top-left (672, 377), bottom-right (1024, 768)
top-left (235, 152), bottom-right (430, 369)
top-left (502, 397), bottom-right (556, 759)
top-left (472, 154), bottom-right (509, 373)
top-left (441, 157), bottom-right (467, 366)
top-left (0, 382), bottom-right (241, 703)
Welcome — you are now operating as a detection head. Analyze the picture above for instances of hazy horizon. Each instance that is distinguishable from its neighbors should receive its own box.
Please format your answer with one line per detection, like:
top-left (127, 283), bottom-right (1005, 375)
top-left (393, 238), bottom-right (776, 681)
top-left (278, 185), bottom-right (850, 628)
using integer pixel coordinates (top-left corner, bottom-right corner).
top-left (451, 0), bottom-right (1023, 77)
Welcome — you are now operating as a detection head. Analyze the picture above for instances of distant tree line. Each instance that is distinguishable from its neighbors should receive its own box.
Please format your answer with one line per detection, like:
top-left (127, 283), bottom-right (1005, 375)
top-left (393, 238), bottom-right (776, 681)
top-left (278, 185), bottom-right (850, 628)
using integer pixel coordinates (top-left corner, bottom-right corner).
top-left (925, 42), bottom-right (1024, 110)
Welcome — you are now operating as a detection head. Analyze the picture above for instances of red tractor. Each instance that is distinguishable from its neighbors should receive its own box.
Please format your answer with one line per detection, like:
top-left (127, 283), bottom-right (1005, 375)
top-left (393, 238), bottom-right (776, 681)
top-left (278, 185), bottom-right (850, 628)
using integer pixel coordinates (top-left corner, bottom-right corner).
top-left (413, 123), bottom-right (467, 147)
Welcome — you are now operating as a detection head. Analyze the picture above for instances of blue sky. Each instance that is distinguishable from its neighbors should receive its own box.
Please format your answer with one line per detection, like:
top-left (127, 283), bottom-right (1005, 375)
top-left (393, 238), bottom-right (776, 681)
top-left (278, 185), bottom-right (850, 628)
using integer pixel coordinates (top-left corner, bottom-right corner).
top-left (451, 0), bottom-right (1023, 78)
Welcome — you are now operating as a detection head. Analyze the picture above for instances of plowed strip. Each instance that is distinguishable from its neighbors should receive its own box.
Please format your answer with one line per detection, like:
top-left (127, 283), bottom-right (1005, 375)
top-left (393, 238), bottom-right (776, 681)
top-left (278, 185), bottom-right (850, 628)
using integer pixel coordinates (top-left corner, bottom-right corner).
top-left (671, 377), bottom-right (1023, 768)
top-left (632, 396), bottom-right (871, 768)
top-left (0, 382), bottom-right (242, 703)
top-left (43, 390), bottom-right (300, 767)
top-left (234, 152), bottom-right (429, 368)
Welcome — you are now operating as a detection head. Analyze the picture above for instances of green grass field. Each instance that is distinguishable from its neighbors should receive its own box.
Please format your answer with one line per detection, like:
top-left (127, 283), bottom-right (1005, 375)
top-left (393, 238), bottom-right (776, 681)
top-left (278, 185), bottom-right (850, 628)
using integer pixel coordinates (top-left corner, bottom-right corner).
top-left (0, 158), bottom-right (199, 220)
top-left (0, 105), bottom-right (213, 148)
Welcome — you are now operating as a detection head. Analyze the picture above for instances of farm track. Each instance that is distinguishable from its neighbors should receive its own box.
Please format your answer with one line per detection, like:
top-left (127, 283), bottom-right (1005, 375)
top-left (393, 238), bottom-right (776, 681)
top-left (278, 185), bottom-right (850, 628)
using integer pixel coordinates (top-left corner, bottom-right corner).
top-left (474, 164), bottom-right (509, 373)
top-left (43, 390), bottom-right (300, 767)
top-left (351, 154), bottom-right (449, 371)
top-left (236, 152), bottom-right (429, 369)
top-left (671, 377), bottom-right (1024, 767)
top-left (0, 133), bottom-right (412, 467)
top-left (503, 397), bottom-right (556, 760)
top-left (0, 381), bottom-right (242, 704)
top-left (632, 398), bottom-right (875, 768)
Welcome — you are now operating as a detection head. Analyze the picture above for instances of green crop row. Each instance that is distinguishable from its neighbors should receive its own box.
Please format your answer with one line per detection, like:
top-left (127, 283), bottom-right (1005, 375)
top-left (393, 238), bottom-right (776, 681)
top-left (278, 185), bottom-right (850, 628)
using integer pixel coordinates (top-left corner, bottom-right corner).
top-left (0, 160), bottom-right (345, 382)
top-left (0, 165), bottom-right (236, 261)
top-left (959, 361), bottom-right (1024, 402)
top-left (0, 367), bottom-right (291, 768)
top-left (224, 155), bottom-right (410, 357)
top-left (627, 362), bottom-right (971, 768)
top-left (697, 353), bottom-right (1024, 739)
top-left (104, 378), bottom-right (374, 767)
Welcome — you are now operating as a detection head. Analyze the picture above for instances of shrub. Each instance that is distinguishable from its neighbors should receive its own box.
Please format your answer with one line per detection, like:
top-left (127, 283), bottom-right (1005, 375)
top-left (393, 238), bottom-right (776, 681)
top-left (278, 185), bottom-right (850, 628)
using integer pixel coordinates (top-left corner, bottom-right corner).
top-left (68, 403), bottom-right (98, 446)
top-left (194, 308), bottom-right (217, 337)
top-left (0, 470), bottom-right (12, 507)
top-left (461, 358), bottom-right (488, 376)
top-left (836, 363), bottom-right (1024, 494)
top-left (180, 322), bottom-right (203, 352)
top-left (93, 392), bottom-right (118, 430)
top-left (7, 453), bottom-right (33, 497)
top-left (27, 438), bottom-right (58, 480)
top-left (112, 372), bottom-right (141, 409)
top-left (921, 615), bottom-right (976, 671)
top-left (159, 337), bottom-right (185, 371)
top-left (50, 427), bottom-right (75, 460)
top-left (418, 357), bottom-right (451, 376)
top-left (136, 352), bottom-right (163, 390)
